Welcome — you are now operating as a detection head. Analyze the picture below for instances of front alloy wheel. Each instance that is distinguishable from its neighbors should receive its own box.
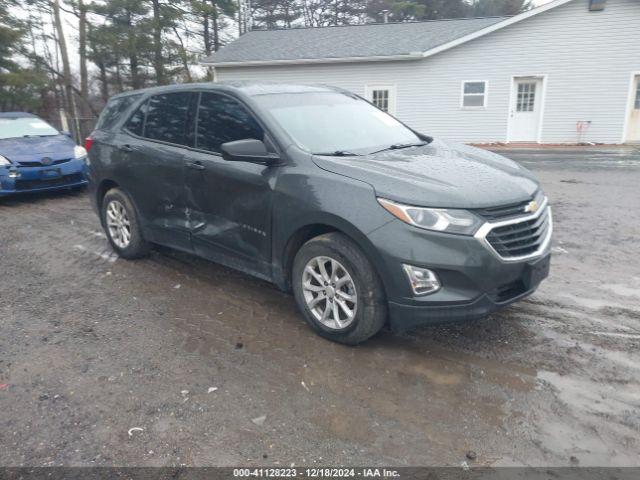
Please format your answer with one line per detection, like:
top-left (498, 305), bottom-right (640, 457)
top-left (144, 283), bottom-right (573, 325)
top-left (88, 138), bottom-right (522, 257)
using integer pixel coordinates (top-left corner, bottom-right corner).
top-left (302, 256), bottom-right (358, 330)
top-left (292, 232), bottom-right (387, 345)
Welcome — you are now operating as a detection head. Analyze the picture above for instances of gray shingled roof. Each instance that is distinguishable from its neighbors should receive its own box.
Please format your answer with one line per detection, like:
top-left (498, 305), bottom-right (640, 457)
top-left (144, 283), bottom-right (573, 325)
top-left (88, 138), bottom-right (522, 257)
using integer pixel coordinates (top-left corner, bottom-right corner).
top-left (202, 17), bottom-right (506, 65)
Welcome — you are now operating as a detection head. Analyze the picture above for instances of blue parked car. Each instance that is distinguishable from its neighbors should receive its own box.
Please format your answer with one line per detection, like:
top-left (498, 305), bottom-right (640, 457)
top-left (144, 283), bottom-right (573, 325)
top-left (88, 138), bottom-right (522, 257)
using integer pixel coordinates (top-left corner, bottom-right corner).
top-left (0, 112), bottom-right (88, 196)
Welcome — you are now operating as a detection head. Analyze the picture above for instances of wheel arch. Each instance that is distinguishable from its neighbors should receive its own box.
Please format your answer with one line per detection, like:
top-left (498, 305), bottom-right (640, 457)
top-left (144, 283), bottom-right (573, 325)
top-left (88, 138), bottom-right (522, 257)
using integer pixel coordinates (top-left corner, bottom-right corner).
top-left (277, 215), bottom-right (390, 297)
top-left (96, 179), bottom-right (120, 214)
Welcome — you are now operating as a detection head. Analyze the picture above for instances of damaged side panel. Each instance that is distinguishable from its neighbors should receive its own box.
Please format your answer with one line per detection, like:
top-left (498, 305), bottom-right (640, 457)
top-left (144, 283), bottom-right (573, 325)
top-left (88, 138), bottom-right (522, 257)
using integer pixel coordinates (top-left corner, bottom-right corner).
top-left (113, 133), bottom-right (191, 252)
top-left (183, 150), bottom-right (275, 279)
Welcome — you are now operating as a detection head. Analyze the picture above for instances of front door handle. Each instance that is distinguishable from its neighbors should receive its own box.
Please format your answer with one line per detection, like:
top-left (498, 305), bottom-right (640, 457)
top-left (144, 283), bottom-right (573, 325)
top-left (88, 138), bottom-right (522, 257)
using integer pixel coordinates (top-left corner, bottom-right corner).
top-left (186, 161), bottom-right (205, 171)
top-left (119, 144), bottom-right (134, 152)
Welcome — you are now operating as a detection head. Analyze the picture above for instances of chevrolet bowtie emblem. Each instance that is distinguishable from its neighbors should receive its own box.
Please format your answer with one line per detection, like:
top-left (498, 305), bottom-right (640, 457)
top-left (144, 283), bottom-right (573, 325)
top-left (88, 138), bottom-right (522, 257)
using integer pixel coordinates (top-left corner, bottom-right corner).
top-left (525, 200), bottom-right (538, 213)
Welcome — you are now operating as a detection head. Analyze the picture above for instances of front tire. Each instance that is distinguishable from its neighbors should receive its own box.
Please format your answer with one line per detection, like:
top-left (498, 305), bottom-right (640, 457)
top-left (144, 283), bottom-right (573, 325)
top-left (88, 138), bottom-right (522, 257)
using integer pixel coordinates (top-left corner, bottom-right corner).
top-left (292, 233), bottom-right (387, 345)
top-left (101, 188), bottom-right (150, 259)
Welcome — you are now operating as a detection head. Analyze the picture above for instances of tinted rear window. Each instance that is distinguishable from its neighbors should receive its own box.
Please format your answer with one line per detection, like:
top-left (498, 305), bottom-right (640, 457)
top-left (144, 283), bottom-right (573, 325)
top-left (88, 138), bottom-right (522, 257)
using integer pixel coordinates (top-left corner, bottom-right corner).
top-left (96, 94), bottom-right (142, 131)
top-left (144, 92), bottom-right (193, 145)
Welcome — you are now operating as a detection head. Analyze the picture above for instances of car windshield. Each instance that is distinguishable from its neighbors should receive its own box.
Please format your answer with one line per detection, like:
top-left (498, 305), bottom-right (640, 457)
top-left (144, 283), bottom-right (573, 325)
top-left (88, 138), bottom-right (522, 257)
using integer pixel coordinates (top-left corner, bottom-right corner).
top-left (0, 117), bottom-right (60, 140)
top-left (253, 91), bottom-right (423, 155)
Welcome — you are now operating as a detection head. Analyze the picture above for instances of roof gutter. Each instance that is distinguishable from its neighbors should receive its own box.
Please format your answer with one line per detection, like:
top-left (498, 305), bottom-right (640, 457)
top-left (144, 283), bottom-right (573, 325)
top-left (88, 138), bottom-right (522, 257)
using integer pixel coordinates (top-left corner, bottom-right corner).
top-left (201, 52), bottom-right (424, 68)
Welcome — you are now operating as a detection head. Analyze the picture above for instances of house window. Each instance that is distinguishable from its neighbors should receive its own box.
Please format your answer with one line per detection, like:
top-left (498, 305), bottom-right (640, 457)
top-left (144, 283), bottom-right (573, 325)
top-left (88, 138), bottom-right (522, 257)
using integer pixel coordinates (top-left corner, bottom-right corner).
top-left (365, 84), bottom-right (396, 115)
top-left (517, 82), bottom-right (537, 112)
top-left (372, 89), bottom-right (390, 112)
top-left (462, 81), bottom-right (487, 108)
top-left (635, 82), bottom-right (640, 110)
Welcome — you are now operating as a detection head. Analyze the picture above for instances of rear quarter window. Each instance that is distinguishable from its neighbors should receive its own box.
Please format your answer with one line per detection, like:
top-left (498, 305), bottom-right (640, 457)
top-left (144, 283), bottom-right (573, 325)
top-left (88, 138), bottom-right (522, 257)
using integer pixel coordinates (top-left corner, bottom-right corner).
top-left (95, 94), bottom-right (142, 131)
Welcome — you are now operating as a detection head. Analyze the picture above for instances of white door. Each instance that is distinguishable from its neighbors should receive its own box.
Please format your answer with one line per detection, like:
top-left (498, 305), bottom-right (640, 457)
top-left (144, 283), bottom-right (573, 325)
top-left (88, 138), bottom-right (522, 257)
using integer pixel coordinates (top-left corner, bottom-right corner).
top-left (626, 75), bottom-right (640, 143)
top-left (509, 77), bottom-right (544, 142)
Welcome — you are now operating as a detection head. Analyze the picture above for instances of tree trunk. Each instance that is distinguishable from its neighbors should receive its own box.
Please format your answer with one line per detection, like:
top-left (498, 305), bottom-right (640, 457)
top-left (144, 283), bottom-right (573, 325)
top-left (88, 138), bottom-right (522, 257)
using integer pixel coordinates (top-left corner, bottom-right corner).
top-left (203, 10), bottom-right (213, 81)
top-left (115, 60), bottom-right (124, 92)
top-left (151, 0), bottom-right (164, 85)
top-left (78, 0), bottom-right (92, 136)
top-left (172, 26), bottom-right (192, 83)
top-left (123, 10), bottom-right (141, 89)
top-left (98, 61), bottom-right (109, 103)
top-left (52, 0), bottom-right (80, 142)
top-left (211, 2), bottom-right (220, 52)
top-left (130, 53), bottom-right (141, 89)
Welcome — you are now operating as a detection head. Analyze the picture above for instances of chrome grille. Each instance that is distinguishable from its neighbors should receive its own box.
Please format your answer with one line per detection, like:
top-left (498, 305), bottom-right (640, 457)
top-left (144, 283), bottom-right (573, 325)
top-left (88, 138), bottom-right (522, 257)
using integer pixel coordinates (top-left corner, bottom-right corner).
top-left (475, 198), bottom-right (552, 262)
top-left (474, 199), bottom-right (532, 221)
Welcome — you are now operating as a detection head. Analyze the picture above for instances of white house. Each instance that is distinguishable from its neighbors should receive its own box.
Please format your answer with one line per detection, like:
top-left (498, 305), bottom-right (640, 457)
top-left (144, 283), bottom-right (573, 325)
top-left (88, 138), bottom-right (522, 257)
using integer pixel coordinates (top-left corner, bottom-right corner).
top-left (201, 0), bottom-right (640, 145)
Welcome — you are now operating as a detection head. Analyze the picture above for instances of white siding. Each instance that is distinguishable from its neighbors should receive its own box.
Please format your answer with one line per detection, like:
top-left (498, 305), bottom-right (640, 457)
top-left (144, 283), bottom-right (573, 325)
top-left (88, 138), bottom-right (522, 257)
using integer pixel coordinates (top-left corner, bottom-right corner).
top-left (216, 0), bottom-right (640, 144)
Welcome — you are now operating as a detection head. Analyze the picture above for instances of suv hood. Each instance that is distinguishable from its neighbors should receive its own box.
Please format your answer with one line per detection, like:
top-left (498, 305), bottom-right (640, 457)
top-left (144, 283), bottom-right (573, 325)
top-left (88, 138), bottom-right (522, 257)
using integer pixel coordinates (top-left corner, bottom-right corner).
top-left (0, 135), bottom-right (76, 164)
top-left (312, 139), bottom-right (539, 209)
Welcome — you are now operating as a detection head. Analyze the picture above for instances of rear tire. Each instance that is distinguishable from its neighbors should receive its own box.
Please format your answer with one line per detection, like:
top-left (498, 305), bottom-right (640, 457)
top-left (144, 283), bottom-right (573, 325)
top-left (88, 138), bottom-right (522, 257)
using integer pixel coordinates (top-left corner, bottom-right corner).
top-left (292, 232), bottom-right (387, 345)
top-left (101, 188), bottom-right (150, 259)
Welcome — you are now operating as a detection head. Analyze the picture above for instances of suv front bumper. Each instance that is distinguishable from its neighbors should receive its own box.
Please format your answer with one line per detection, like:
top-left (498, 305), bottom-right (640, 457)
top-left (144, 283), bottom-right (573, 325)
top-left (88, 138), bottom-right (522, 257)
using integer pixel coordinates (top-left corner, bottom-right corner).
top-left (387, 252), bottom-right (550, 332)
top-left (367, 213), bottom-right (552, 333)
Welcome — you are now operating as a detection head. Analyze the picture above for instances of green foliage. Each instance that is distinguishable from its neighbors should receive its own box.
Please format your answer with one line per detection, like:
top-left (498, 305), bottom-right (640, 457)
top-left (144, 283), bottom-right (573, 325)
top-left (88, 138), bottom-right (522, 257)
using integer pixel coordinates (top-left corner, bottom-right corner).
top-left (0, 0), bottom-right (22, 72)
top-left (0, 68), bottom-right (48, 111)
top-left (252, 0), bottom-right (303, 28)
top-left (470, 0), bottom-right (532, 17)
top-left (0, 0), bottom-right (46, 112)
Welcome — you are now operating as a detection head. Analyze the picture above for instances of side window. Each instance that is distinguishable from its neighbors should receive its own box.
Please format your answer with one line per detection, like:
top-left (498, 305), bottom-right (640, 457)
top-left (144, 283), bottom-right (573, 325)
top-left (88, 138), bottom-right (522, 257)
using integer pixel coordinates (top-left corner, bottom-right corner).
top-left (144, 92), bottom-right (193, 145)
top-left (196, 92), bottom-right (264, 153)
top-left (96, 94), bottom-right (142, 131)
top-left (124, 99), bottom-right (148, 137)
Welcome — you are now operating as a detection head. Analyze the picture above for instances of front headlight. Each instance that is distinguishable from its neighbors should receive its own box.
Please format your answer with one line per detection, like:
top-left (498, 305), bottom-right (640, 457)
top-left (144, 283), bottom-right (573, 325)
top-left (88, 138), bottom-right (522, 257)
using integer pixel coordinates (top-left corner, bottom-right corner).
top-left (74, 146), bottom-right (87, 159)
top-left (378, 198), bottom-right (483, 235)
top-left (0, 154), bottom-right (11, 166)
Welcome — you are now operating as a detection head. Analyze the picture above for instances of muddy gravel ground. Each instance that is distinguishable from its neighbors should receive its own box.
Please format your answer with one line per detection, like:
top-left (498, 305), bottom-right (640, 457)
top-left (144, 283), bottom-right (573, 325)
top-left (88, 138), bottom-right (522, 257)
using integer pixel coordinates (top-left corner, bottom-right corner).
top-left (0, 147), bottom-right (639, 467)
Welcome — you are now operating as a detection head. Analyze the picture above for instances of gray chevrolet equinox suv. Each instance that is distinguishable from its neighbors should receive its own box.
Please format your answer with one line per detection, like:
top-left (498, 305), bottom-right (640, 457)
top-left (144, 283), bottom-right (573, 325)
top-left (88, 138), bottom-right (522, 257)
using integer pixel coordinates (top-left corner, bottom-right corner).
top-left (87, 82), bottom-right (552, 344)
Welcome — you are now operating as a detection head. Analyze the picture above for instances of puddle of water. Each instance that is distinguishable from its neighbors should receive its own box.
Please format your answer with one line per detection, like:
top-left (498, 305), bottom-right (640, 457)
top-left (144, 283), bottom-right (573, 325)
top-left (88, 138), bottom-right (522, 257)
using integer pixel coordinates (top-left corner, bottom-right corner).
top-left (591, 331), bottom-right (640, 340)
top-left (556, 292), bottom-right (617, 310)
top-left (535, 371), bottom-right (640, 466)
top-left (538, 371), bottom-right (640, 418)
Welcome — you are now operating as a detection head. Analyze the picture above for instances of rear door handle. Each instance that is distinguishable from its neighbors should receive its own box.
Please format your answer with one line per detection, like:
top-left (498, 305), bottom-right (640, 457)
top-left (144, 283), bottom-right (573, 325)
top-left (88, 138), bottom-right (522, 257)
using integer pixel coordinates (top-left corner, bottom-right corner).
top-left (186, 161), bottom-right (205, 171)
top-left (119, 144), bottom-right (134, 152)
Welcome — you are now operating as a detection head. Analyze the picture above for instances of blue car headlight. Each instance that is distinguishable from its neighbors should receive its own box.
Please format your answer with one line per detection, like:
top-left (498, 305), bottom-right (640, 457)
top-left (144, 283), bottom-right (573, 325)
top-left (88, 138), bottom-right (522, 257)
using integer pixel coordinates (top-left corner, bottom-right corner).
top-left (74, 146), bottom-right (87, 159)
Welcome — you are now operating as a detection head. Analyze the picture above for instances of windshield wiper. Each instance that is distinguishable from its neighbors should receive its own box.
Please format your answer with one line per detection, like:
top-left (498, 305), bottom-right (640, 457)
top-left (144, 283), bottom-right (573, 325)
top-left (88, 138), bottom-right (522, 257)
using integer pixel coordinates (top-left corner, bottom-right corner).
top-left (313, 150), bottom-right (362, 157)
top-left (370, 142), bottom-right (428, 155)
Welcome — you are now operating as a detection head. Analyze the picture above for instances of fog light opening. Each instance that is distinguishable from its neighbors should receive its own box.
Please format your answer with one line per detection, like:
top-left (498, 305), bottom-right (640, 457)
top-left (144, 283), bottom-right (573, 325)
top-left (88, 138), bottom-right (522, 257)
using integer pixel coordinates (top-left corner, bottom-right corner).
top-left (402, 264), bottom-right (441, 296)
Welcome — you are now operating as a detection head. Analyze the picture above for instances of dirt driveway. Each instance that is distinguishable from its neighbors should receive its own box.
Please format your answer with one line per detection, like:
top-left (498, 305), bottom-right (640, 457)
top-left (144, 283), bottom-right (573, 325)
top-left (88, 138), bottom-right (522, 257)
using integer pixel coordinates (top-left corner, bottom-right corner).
top-left (1, 147), bottom-right (639, 467)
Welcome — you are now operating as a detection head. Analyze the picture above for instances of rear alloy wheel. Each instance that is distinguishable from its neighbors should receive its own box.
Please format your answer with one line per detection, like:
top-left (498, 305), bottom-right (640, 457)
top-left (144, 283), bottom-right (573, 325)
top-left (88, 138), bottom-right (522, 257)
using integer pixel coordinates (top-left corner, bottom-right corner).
top-left (105, 200), bottom-right (131, 249)
top-left (101, 188), bottom-right (150, 259)
top-left (292, 232), bottom-right (387, 345)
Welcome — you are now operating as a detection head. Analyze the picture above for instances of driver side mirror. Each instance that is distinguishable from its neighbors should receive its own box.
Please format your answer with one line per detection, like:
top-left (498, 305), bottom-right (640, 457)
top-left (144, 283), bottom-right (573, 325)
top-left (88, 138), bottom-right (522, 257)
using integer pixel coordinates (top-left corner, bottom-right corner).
top-left (61, 131), bottom-right (72, 138)
top-left (221, 139), bottom-right (280, 166)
